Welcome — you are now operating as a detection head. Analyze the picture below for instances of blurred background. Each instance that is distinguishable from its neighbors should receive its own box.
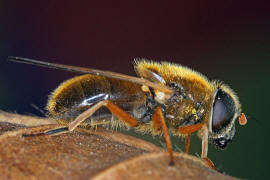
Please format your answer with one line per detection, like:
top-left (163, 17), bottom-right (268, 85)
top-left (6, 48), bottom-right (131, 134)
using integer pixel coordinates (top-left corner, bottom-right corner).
top-left (1, 1), bottom-right (269, 179)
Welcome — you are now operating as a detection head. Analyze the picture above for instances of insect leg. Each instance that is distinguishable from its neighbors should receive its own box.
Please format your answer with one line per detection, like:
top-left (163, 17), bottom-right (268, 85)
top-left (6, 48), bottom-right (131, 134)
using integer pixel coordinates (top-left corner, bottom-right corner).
top-left (152, 106), bottom-right (174, 166)
top-left (22, 127), bottom-right (69, 137)
top-left (68, 100), bottom-right (138, 131)
top-left (177, 124), bottom-right (216, 169)
top-left (184, 134), bottom-right (191, 154)
top-left (201, 125), bottom-right (216, 170)
top-left (23, 100), bottom-right (139, 137)
top-left (178, 124), bottom-right (203, 154)
top-left (33, 101), bottom-right (112, 136)
top-left (201, 125), bottom-right (208, 158)
top-left (178, 123), bottom-right (203, 134)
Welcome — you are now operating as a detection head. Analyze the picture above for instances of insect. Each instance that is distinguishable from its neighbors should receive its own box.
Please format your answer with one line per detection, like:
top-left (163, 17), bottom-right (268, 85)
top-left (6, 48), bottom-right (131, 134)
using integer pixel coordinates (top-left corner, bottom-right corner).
top-left (8, 56), bottom-right (247, 169)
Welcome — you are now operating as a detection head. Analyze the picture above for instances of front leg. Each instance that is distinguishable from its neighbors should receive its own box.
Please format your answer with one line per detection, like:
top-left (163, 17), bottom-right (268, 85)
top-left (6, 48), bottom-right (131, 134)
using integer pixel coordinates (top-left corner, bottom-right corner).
top-left (178, 123), bottom-right (216, 170)
top-left (178, 123), bottom-right (203, 155)
top-left (201, 125), bottom-right (216, 170)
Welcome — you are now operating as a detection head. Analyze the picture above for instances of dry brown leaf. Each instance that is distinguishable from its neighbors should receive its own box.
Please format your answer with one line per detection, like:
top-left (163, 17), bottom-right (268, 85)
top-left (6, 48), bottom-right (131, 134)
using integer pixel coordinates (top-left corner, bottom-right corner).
top-left (92, 153), bottom-right (237, 180)
top-left (0, 113), bottom-right (238, 180)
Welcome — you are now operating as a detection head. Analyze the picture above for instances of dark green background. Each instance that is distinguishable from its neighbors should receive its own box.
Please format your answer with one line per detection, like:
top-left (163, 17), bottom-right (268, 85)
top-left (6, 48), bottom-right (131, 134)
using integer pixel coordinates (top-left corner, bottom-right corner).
top-left (1, 1), bottom-right (269, 179)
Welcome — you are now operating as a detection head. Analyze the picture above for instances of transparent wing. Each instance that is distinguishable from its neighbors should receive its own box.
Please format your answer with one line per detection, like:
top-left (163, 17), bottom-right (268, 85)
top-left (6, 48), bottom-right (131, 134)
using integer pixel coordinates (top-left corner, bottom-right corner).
top-left (8, 56), bottom-right (173, 94)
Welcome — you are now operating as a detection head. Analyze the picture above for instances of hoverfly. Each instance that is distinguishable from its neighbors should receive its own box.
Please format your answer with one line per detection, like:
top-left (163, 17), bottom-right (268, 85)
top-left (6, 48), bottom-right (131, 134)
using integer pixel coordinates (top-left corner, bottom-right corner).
top-left (8, 56), bottom-right (247, 169)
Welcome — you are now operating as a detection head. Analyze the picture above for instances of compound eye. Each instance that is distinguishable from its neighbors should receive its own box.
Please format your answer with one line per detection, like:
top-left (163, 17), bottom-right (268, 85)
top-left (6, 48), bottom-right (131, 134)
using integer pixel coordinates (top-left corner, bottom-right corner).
top-left (212, 89), bottom-right (235, 132)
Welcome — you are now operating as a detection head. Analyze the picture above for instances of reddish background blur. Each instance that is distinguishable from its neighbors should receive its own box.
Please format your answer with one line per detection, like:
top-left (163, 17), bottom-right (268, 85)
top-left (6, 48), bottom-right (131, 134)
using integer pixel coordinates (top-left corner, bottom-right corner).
top-left (1, 1), bottom-right (269, 179)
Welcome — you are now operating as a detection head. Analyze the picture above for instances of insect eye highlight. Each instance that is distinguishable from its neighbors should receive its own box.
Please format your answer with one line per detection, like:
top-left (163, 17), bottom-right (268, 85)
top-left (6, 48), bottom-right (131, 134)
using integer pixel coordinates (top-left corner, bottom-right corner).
top-left (212, 89), bottom-right (235, 132)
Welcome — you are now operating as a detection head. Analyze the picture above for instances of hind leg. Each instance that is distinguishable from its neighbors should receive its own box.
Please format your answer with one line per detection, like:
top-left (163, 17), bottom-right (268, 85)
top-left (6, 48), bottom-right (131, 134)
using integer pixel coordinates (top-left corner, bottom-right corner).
top-left (23, 100), bottom-right (138, 136)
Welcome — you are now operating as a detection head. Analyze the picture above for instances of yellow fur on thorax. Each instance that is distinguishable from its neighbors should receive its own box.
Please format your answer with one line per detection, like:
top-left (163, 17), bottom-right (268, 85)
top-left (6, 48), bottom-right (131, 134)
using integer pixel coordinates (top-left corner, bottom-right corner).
top-left (134, 59), bottom-right (215, 93)
top-left (134, 60), bottom-right (241, 110)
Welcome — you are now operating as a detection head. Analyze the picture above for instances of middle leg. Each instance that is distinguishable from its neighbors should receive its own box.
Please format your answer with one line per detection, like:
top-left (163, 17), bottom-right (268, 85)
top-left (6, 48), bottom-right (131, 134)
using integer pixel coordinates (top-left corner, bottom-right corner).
top-left (152, 106), bottom-right (174, 165)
